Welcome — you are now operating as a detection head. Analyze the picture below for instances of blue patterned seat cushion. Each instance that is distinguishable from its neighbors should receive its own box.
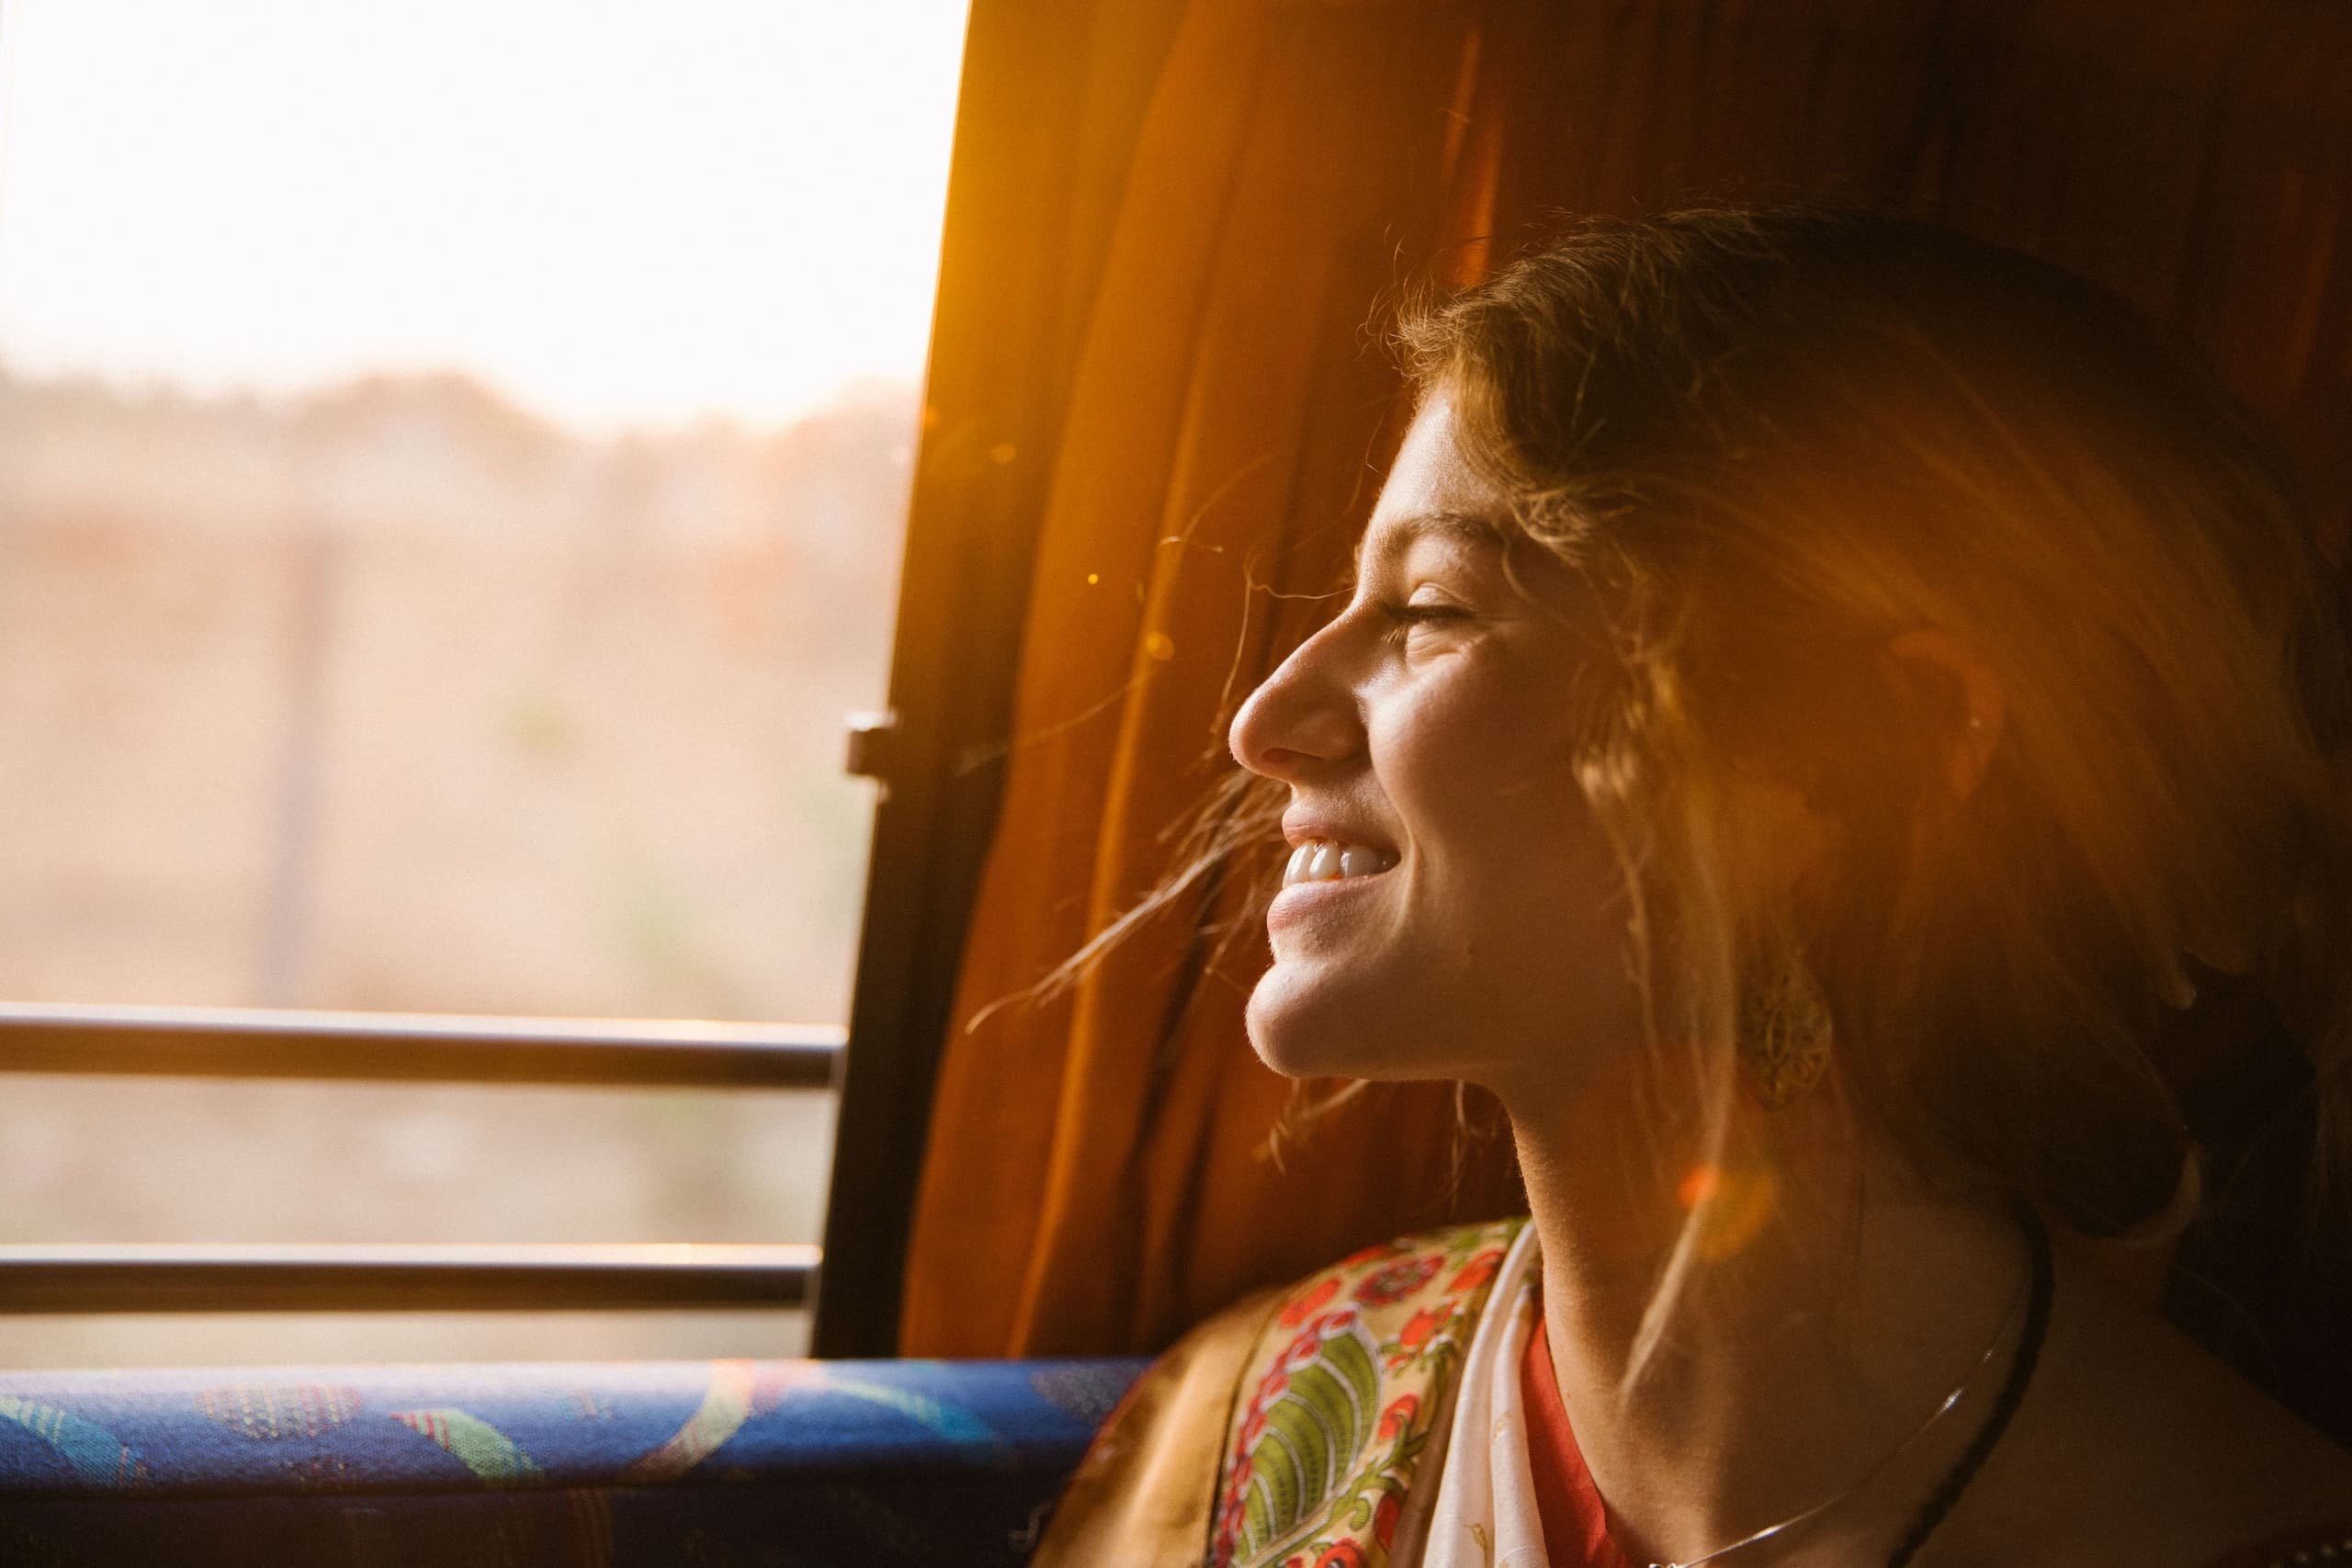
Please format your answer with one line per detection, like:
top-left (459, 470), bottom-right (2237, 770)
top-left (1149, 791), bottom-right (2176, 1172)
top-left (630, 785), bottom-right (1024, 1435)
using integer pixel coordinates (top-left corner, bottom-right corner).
top-left (0, 1357), bottom-right (1147, 1567)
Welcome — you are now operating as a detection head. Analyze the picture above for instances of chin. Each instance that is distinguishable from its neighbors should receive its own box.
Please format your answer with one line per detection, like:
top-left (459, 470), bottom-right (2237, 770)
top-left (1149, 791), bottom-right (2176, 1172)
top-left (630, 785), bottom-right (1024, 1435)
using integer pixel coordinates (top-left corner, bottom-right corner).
top-left (1244, 962), bottom-right (1429, 1081)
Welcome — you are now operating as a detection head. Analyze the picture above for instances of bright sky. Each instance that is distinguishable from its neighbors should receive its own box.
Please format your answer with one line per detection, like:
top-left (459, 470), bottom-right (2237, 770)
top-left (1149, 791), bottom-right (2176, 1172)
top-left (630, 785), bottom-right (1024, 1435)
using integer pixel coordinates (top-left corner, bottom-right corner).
top-left (0, 0), bottom-right (969, 431)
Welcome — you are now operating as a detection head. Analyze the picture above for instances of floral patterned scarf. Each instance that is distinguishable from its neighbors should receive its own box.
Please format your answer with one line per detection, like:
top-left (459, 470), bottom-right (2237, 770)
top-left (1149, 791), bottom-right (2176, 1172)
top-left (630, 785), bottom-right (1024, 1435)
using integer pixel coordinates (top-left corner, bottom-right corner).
top-left (1209, 1218), bottom-right (1526, 1567)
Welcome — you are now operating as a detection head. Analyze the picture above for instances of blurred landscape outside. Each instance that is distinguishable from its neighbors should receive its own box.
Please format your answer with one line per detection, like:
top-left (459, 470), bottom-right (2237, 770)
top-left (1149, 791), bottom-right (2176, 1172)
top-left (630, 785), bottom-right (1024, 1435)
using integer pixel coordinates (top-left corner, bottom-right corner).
top-left (0, 0), bottom-right (970, 1364)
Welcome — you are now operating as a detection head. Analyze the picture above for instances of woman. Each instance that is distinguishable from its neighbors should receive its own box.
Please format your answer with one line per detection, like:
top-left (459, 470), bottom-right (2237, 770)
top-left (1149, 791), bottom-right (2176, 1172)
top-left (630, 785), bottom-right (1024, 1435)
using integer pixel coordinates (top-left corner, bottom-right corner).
top-left (1035, 209), bottom-right (2352, 1566)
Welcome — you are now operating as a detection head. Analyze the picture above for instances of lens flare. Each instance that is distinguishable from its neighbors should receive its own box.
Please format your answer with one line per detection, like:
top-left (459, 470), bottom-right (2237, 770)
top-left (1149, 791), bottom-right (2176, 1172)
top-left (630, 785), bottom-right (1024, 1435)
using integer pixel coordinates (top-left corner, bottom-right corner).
top-left (1679, 1163), bottom-right (1777, 1261)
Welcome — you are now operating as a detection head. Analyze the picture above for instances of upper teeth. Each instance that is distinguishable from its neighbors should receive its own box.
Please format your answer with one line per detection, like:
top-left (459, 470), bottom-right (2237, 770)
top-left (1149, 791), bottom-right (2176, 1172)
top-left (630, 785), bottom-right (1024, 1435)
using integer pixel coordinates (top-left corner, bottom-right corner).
top-left (1282, 840), bottom-right (1398, 887)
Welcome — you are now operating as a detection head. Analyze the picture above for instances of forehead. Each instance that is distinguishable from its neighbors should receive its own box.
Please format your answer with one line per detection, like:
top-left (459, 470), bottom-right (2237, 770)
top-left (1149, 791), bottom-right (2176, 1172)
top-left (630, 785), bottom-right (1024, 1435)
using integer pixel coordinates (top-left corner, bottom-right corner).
top-left (1357, 396), bottom-right (1510, 570)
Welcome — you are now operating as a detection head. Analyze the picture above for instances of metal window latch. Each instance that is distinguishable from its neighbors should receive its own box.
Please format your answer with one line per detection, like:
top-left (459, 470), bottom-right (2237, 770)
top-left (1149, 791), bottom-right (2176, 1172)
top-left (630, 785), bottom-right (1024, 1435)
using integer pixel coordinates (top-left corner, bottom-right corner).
top-left (843, 710), bottom-right (899, 785)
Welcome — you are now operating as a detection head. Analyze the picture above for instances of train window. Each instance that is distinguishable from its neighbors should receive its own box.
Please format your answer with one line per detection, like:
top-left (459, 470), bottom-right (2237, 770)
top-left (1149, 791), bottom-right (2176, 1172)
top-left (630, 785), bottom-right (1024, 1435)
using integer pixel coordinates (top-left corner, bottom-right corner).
top-left (0, 0), bottom-right (969, 1364)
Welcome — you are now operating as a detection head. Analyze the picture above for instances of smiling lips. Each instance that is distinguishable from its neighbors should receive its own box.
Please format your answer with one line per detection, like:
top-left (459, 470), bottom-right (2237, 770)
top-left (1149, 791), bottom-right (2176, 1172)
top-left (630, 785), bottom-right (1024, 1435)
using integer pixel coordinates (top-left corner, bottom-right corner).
top-left (1281, 839), bottom-right (1400, 887)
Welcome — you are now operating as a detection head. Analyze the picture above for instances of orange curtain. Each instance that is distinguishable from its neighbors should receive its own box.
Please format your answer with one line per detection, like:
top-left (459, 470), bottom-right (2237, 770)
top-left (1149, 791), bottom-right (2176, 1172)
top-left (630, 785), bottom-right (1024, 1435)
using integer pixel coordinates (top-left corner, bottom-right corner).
top-left (902, 0), bottom-right (2352, 1359)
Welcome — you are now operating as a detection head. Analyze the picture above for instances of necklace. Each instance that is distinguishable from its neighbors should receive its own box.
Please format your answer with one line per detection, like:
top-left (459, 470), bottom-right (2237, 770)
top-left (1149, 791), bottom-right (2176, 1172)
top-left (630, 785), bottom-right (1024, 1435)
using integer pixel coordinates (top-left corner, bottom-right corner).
top-left (1649, 1201), bottom-right (2055, 1568)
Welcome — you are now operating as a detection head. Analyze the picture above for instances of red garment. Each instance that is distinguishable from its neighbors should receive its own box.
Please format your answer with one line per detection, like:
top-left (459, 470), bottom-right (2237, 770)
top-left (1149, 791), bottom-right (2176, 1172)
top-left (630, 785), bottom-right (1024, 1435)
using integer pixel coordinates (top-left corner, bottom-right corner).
top-left (1520, 1303), bottom-right (1634, 1568)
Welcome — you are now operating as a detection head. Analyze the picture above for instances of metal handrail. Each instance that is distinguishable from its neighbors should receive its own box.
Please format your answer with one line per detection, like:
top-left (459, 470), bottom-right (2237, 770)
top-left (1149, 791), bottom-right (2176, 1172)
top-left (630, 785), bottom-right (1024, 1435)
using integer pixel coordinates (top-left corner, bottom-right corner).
top-left (0, 1003), bottom-right (842, 1089)
top-left (0, 1242), bottom-right (819, 1314)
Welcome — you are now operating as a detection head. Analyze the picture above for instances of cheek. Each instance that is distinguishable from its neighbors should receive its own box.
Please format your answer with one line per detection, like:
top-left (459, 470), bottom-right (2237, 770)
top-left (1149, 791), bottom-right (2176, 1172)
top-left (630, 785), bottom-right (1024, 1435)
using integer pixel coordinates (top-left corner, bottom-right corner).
top-left (1386, 662), bottom-right (1633, 1027)
top-left (1385, 659), bottom-right (1589, 882)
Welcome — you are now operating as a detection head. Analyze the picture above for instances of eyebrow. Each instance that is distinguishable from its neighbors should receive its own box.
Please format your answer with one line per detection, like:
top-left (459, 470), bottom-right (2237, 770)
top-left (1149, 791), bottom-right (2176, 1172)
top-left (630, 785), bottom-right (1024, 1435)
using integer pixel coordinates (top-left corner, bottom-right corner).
top-left (1351, 510), bottom-right (1505, 575)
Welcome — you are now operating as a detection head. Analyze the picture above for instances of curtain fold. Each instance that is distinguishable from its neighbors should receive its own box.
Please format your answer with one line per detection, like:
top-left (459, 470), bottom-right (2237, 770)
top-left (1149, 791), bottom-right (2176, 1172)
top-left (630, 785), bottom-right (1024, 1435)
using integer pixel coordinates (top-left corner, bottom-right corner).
top-left (902, 0), bottom-right (2352, 1359)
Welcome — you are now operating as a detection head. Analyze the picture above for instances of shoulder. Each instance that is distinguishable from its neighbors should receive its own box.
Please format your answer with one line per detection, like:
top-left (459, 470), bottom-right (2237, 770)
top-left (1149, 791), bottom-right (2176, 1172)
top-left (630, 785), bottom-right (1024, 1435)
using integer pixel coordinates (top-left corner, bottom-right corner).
top-left (1031, 1281), bottom-right (1288, 1568)
top-left (1035, 1218), bottom-right (1529, 1568)
top-left (1942, 1241), bottom-right (2352, 1568)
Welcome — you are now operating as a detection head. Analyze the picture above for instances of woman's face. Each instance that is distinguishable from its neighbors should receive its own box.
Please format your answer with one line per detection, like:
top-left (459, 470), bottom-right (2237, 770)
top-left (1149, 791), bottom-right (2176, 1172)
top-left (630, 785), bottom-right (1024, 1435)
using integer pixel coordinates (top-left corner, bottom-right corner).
top-left (1228, 396), bottom-right (1644, 1098)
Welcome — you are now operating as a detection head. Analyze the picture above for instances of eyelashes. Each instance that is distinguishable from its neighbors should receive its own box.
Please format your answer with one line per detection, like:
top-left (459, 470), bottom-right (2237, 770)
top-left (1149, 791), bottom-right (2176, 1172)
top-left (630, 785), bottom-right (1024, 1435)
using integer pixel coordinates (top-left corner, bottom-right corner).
top-left (1375, 598), bottom-right (1475, 649)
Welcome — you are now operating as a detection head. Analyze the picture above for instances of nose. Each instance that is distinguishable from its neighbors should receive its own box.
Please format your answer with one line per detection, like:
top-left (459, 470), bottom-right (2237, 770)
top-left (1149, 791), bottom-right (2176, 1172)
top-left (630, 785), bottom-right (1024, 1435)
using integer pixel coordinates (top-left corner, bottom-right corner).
top-left (1228, 619), bottom-right (1362, 781)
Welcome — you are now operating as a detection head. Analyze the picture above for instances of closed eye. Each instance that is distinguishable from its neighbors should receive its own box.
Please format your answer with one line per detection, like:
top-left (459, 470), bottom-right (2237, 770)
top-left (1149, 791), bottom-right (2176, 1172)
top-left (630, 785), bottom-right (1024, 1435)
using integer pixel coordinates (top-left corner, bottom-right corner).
top-left (1375, 599), bottom-right (1474, 649)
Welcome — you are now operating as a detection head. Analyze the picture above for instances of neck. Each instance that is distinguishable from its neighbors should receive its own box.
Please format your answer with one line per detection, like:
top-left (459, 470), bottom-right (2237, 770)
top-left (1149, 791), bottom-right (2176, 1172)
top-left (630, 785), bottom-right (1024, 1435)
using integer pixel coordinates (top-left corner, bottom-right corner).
top-left (1504, 1067), bottom-right (2029, 1566)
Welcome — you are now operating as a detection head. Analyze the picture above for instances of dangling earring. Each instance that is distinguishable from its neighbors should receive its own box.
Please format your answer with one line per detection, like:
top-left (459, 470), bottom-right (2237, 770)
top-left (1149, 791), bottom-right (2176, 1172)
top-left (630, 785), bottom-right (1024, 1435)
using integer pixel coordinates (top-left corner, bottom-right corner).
top-left (1736, 931), bottom-right (1834, 1108)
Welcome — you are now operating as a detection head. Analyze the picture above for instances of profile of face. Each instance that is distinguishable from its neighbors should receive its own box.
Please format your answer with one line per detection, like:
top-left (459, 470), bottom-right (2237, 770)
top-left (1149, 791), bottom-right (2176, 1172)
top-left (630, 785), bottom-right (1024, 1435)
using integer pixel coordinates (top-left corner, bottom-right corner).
top-left (1227, 396), bottom-right (1645, 1100)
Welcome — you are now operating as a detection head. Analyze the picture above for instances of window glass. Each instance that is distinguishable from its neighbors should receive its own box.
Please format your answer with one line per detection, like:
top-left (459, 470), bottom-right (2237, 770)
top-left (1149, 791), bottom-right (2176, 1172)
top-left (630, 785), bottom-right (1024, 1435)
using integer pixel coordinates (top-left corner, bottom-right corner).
top-left (0, 0), bottom-right (967, 1021)
top-left (0, 0), bottom-right (968, 1363)
top-left (0, 1077), bottom-right (831, 1367)
top-left (1, 1079), bottom-right (832, 1247)
top-left (4, 1313), bottom-right (810, 1371)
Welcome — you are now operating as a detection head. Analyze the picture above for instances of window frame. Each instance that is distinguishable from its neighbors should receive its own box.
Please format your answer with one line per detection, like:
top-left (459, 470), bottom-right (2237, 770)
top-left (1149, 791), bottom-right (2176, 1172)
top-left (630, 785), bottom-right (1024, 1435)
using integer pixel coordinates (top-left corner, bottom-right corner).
top-left (807, 0), bottom-right (1183, 1357)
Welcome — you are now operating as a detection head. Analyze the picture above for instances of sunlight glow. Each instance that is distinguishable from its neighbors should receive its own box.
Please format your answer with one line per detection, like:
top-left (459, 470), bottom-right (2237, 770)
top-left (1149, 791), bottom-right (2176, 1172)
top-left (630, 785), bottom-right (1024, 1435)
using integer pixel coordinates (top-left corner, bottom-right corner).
top-left (0, 0), bottom-right (969, 430)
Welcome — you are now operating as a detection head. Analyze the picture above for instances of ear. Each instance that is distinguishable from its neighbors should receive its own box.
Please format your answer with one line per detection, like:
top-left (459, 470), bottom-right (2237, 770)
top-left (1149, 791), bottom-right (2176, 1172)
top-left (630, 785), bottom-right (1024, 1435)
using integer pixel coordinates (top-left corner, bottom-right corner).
top-left (1882, 627), bottom-right (2006, 803)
